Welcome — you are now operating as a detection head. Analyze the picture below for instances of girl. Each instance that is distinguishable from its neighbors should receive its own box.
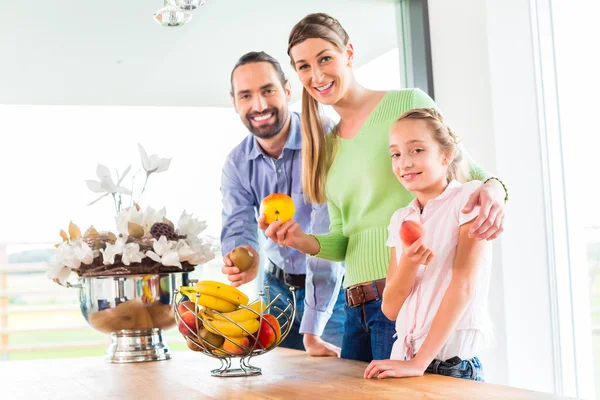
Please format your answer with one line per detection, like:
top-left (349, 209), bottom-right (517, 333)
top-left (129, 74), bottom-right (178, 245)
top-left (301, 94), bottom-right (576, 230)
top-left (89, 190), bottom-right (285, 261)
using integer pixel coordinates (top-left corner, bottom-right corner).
top-left (259, 13), bottom-right (506, 362)
top-left (364, 108), bottom-right (492, 381)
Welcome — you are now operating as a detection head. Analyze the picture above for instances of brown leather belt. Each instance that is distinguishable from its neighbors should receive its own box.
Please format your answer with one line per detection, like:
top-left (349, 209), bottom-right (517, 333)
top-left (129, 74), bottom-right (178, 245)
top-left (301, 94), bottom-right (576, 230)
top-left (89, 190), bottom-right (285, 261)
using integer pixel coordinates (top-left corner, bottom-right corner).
top-left (344, 278), bottom-right (386, 308)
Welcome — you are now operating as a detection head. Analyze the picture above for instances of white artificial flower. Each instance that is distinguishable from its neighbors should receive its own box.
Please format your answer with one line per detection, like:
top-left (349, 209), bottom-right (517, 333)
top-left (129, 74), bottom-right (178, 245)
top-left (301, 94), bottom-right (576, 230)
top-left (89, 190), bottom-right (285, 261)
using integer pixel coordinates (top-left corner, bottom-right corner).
top-left (115, 207), bottom-right (145, 236)
top-left (184, 236), bottom-right (216, 265)
top-left (138, 143), bottom-right (171, 176)
top-left (86, 164), bottom-right (132, 205)
top-left (46, 260), bottom-right (71, 285)
top-left (175, 240), bottom-right (196, 262)
top-left (121, 243), bottom-right (145, 266)
top-left (54, 240), bottom-right (94, 270)
top-left (100, 237), bottom-right (127, 265)
top-left (146, 236), bottom-right (181, 268)
top-left (177, 210), bottom-right (207, 237)
top-left (142, 206), bottom-right (167, 231)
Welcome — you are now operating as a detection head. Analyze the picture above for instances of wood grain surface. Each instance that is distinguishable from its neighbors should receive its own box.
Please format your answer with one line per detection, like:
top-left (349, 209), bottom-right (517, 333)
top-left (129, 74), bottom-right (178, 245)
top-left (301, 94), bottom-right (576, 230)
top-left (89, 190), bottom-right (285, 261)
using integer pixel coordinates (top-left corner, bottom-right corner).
top-left (0, 348), bottom-right (572, 400)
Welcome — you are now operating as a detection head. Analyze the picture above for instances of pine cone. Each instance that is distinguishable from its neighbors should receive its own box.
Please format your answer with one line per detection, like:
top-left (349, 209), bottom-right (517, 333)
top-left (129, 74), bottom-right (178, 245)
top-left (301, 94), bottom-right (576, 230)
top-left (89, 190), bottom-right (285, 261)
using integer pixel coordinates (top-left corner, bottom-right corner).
top-left (150, 223), bottom-right (178, 241)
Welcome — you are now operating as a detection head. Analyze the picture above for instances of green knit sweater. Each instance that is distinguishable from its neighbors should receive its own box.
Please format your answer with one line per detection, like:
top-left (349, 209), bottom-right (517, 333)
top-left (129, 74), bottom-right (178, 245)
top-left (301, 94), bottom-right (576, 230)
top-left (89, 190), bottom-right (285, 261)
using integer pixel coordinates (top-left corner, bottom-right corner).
top-left (314, 89), bottom-right (492, 288)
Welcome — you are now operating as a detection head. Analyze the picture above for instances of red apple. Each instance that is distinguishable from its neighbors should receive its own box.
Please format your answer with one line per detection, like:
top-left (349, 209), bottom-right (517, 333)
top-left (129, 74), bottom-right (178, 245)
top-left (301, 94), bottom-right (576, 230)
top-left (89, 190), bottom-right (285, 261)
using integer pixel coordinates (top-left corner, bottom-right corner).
top-left (177, 301), bottom-right (196, 316)
top-left (400, 220), bottom-right (424, 247)
top-left (222, 336), bottom-right (251, 355)
top-left (260, 193), bottom-right (295, 224)
top-left (177, 311), bottom-right (200, 337)
top-left (256, 314), bottom-right (281, 349)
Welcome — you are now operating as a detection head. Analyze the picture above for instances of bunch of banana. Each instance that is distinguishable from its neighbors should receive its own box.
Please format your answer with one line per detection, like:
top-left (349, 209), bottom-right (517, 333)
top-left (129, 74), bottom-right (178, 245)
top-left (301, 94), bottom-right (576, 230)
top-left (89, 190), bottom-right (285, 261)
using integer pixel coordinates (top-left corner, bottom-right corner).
top-left (194, 280), bottom-right (249, 306)
top-left (200, 312), bottom-right (260, 337)
top-left (178, 281), bottom-right (268, 354)
top-left (179, 280), bottom-right (249, 313)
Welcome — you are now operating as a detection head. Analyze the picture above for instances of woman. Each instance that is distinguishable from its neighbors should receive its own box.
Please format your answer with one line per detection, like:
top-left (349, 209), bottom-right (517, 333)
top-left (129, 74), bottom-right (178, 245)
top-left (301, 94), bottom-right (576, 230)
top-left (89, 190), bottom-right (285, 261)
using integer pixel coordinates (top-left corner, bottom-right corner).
top-left (259, 13), bottom-right (507, 362)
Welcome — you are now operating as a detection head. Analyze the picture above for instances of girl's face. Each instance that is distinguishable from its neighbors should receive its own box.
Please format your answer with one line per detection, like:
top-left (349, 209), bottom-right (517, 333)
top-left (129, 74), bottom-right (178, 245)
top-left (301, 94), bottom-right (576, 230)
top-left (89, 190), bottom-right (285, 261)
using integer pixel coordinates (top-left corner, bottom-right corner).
top-left (389, 119), bottom-right (450, 193)
top-left (290, 38), bottom-right (353, 106)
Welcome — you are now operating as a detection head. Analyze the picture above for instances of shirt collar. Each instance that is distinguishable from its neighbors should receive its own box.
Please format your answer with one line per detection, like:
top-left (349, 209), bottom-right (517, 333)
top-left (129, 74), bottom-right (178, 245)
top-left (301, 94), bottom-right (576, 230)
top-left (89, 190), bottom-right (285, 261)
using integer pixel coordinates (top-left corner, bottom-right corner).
top-left (407, 180), bottom-right (462, 213)
top-left (245, 111), bottom-right (301, 160)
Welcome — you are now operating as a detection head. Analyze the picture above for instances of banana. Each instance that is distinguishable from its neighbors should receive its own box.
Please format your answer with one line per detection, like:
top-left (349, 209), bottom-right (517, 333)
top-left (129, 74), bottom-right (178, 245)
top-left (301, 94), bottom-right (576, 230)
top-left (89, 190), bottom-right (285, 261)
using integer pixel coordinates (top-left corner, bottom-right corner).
top-left (207, 300), bottom-right (266, 322)
top-left (200, 312), bottom-right (260, 337)
top-left (179, 286), bottom-right (237, 313)
top-left (194, 280), bottom-right (249, 306)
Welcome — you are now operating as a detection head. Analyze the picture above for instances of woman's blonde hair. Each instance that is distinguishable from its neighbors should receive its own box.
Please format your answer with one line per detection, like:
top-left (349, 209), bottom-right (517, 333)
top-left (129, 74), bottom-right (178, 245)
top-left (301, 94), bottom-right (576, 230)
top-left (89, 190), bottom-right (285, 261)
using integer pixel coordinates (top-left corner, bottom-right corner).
top-left (395, 108), bottom-right (468, 183)
top-left (287, 13), bottom-right (350, 204)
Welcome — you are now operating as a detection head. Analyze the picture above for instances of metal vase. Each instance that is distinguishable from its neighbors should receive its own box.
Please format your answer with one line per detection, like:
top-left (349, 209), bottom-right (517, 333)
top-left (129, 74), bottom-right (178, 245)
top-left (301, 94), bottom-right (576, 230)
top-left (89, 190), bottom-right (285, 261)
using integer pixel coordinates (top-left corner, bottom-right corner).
top-left (78, 272), bottom-right (189, 363)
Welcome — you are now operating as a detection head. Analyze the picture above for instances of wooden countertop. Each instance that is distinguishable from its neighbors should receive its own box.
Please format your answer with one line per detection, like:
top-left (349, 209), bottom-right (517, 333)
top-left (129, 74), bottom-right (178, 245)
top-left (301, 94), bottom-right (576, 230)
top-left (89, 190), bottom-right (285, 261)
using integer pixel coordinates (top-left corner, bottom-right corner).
top-left (1, 348), bottom-right (571, 399)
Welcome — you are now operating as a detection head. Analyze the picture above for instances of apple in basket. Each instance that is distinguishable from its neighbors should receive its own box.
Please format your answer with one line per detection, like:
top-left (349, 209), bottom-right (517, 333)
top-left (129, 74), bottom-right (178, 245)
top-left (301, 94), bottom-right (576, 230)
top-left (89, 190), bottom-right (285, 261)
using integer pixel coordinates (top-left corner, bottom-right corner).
top-left (251, 314), bottom-right (281, 350)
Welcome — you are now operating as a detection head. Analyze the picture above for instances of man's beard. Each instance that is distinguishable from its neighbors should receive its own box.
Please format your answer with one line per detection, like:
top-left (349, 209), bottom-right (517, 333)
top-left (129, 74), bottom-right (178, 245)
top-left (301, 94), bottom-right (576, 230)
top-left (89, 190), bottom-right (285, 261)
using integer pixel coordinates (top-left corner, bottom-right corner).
top-left (244, 107), bottom-right (288, 139)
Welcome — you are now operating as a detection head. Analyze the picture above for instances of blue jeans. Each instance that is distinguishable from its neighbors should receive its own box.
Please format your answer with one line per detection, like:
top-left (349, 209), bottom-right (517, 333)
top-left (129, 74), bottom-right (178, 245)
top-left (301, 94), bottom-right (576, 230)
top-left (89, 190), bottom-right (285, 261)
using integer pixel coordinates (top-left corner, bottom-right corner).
top-left (263, 272), bottom-right (346, 350)
top-left (341, 298), bottom-right (396, 362)
top-left (425, 356), bottom-right (485, 382)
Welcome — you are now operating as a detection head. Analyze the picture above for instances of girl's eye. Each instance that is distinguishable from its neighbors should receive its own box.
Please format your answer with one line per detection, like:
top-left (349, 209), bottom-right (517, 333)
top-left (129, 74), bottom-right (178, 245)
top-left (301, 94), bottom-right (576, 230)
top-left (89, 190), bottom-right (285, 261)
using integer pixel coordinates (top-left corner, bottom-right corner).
top-left (320, 56), bottom-right (332, 63)
top-left (298, 64), bottom-right (309, 71)
top-left (413, 148), bottom-right (424, 154)
top-left (391, 153), bottom-right (400, 158)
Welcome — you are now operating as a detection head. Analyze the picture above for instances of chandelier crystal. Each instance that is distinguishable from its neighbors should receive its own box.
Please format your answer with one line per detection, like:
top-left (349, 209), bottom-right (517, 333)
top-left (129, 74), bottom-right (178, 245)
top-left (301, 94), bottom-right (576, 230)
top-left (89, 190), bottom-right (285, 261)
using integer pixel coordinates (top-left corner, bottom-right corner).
top-left (169, 0), bottom-right (207, 11)
top-left (154, 0), bottom-right (207, 27)
top-left (153, 5), bottom-right (193, 27)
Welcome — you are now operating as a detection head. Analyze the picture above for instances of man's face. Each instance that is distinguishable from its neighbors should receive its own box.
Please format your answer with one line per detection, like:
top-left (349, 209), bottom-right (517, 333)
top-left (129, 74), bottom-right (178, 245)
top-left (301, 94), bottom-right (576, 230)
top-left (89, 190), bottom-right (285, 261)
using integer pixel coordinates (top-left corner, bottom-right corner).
top-left (231, 62), bottom-right (291, 139)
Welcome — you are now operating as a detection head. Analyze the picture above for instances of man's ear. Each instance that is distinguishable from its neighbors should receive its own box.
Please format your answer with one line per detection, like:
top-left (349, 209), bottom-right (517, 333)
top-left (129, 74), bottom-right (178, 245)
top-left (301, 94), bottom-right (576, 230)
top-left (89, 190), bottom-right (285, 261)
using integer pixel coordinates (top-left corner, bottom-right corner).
top-left (284, 80), bottom-right (292, 102)
top-left (230, 91), bottom-right (239, 114)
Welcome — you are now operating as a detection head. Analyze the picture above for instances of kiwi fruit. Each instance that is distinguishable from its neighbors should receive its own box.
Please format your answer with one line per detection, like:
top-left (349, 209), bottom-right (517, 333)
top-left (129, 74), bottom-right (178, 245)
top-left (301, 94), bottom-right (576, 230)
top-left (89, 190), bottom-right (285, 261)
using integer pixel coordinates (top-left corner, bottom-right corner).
top-left (200, 328), bottom-right (225, 349)
top-left (229, 247), bottom-right (254, 272)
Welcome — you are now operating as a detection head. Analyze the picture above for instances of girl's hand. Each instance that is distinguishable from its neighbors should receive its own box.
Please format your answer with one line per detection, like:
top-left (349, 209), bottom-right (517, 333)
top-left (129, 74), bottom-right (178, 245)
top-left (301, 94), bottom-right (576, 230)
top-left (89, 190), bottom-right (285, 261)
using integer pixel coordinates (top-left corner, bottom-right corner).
top-left (399, 237), bottom-right (434, 268)
top-left (258, 214), bottom-right (307, 249)
top-left (364, 358), bottom-right (427, 379)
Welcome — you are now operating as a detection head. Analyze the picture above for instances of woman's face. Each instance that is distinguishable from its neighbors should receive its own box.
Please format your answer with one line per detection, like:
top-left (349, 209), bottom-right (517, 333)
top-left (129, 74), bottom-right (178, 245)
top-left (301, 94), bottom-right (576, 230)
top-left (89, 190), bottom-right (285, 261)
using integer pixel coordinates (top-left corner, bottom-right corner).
top-left (290, 38), bottom-right (353, 106)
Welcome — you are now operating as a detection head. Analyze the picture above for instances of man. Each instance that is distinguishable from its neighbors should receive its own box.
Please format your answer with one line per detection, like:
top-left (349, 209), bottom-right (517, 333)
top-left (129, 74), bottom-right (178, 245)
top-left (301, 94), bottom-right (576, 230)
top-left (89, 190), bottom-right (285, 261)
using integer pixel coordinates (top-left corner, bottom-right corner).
top-left (220, 51), bottom-right (345, 356)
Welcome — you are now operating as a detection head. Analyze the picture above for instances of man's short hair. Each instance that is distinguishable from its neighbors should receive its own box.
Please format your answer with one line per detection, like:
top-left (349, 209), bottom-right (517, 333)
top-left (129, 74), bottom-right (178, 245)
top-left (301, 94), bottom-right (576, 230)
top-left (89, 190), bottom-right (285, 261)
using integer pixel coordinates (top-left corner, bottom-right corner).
top-left (230, 51), bottom-right (287, 94)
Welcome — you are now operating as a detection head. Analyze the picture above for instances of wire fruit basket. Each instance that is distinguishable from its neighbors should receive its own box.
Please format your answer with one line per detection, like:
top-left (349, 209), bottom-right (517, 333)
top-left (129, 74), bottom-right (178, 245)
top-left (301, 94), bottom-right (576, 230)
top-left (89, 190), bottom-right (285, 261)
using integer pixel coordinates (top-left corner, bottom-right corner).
top-left (173, 281), bottom-right (296, 377)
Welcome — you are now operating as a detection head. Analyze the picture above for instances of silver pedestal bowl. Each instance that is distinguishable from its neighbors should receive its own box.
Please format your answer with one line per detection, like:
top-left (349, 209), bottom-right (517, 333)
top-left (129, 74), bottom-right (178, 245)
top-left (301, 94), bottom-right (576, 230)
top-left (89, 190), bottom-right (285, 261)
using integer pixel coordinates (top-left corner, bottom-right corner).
top-left (78, 272), bottom-right (189, 363)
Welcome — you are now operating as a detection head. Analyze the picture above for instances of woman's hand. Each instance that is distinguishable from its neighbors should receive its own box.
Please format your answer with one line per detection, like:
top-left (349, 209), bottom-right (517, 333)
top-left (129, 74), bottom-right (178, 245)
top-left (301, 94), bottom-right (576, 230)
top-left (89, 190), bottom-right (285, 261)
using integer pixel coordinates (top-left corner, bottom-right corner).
top-left (364, 358), bottom-right (427, 379)
top-left (399, 237), bottom-right (434, 268)
top-left (462, 180), bottom-right (506, 240)
top-left (258, 214), bottom-right (306, 248)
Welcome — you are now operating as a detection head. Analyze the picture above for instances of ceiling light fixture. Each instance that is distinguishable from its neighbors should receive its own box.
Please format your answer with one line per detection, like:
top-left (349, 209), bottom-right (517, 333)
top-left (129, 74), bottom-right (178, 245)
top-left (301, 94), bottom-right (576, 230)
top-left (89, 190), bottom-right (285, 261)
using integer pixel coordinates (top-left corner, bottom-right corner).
top-left (153, 0), bottom-right (207, 27)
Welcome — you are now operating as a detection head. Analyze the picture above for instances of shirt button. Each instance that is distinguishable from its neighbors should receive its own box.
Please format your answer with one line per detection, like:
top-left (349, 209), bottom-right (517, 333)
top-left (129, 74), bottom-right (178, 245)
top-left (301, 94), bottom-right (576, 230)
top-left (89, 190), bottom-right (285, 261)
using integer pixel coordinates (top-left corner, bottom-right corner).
top-left (285, 259), bottom-right (290, 263)
top-left (278, 169), bottom-right (282, 173)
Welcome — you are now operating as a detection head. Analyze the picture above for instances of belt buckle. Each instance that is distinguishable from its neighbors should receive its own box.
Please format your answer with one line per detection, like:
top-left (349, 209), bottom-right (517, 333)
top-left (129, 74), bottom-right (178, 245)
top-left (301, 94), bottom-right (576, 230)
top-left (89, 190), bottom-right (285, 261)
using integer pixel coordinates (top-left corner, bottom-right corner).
top-left (283, 272), bottom-right (301, 288)
top-left (347, 285), bottom-right (366, 308)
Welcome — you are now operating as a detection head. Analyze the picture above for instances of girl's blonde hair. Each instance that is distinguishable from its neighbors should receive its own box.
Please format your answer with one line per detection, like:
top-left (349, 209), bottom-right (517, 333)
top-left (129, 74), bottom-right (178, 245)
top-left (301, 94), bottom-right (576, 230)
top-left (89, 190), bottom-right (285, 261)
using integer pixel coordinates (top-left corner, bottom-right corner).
top-left (396, 108), bottom-right (468, 183)
top-left (287, 13), bottom-right (350, 204)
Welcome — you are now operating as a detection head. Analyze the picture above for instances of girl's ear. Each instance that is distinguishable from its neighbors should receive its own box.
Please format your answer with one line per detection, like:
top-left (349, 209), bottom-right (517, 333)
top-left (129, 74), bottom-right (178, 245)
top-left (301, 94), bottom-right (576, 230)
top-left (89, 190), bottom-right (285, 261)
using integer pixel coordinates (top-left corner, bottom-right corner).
top-left (346, 43), bottom-right (354, 66)
top-left (443, 150), bottom-right (455, 166)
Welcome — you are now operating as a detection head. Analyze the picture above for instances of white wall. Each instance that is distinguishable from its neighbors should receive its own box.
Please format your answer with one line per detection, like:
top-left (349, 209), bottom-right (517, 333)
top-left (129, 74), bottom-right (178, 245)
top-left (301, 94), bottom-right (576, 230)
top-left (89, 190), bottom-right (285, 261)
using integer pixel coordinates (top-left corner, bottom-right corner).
top-left (428, 0), bottom-right (554, 393)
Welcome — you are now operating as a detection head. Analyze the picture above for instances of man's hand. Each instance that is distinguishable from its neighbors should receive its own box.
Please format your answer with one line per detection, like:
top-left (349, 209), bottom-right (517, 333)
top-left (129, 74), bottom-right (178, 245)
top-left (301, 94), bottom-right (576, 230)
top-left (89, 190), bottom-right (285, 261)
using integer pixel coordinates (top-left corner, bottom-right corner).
top-left (364, 358), bottom-right (427, 379)
top-left (303, 334), bottom-right (341, 357)
top-left (221, 245), bottom-right (259, 287)
top-left (462, 180), bottom-right (506, 241)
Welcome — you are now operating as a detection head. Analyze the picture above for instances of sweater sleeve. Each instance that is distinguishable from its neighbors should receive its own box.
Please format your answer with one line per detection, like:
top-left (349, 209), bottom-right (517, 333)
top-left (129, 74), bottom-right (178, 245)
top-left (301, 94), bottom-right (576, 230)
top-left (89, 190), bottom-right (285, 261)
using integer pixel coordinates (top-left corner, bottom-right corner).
top-left (461, 144), bottom-right (493, 181)
top-left (411, 88), bottom-right (439, 110)
top-left (312, 200), bottom-right (349, 262)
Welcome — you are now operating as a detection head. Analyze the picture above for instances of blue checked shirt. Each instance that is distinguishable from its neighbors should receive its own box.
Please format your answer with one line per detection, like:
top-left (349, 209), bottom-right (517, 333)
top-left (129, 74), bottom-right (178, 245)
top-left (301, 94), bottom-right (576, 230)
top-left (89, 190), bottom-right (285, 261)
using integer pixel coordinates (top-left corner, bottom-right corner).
top-left (220, 112), bottom-right (344, 336)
